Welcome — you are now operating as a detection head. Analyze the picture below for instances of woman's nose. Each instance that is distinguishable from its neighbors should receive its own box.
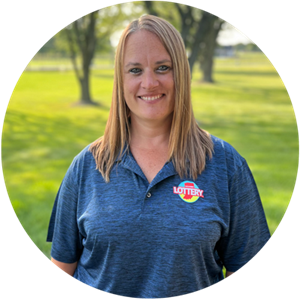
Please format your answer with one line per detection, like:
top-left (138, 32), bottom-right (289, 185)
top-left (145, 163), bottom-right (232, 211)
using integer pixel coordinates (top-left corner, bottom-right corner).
top-left (141, 71), bottom-right (159, 89)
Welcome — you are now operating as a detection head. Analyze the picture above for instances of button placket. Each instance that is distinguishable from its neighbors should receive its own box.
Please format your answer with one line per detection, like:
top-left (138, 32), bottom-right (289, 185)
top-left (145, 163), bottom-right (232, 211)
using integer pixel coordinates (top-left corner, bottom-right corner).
top-left (146, 192), bottom-right (151, 198)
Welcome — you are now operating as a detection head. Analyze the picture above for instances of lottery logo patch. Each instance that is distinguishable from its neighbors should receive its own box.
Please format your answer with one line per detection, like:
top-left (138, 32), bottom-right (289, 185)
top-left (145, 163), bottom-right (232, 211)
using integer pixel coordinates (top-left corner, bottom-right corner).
top-left (173, 181), bottom-right (204, 203)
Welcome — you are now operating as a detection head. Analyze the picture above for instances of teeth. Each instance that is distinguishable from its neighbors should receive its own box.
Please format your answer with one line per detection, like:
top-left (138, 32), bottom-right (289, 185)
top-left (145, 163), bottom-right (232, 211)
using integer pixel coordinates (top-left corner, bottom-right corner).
top-left (140, 94), bottom-right (163, 101)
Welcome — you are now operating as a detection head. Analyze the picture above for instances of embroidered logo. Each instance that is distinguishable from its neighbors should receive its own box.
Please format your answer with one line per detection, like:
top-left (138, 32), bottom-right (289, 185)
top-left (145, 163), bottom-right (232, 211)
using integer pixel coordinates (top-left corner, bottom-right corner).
top-left (173, 181), bottom-right (204, 203)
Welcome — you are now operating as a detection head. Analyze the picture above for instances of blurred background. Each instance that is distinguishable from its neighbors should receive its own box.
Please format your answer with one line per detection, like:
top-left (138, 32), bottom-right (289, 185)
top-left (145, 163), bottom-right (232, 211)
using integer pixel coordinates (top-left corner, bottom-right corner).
top-left (2, 1), bottom-right (298, 259)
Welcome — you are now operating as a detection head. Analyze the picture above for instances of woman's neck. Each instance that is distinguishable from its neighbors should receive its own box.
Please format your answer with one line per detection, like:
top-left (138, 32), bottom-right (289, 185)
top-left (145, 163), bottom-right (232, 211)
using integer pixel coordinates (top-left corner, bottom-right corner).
top-left (129, 116), bottom-right (172, 150)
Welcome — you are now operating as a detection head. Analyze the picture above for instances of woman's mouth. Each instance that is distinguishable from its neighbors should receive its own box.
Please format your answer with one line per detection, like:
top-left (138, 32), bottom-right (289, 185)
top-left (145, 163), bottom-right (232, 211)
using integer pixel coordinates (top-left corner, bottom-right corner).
top-left (138, 94), bottom-right (164, 101)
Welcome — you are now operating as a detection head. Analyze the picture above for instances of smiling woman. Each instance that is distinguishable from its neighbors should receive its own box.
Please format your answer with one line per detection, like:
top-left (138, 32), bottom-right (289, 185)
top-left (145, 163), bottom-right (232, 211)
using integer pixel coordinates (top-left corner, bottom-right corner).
top-left (47, 15), bottom-right (270, 298)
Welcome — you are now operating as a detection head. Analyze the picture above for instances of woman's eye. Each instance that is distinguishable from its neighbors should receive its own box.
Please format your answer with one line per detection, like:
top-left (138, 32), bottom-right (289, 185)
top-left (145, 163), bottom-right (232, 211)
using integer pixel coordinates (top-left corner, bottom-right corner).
top-left (129, 68), bottom-right (141, 74)
top-left (157, 65), bottom-right (170, 72)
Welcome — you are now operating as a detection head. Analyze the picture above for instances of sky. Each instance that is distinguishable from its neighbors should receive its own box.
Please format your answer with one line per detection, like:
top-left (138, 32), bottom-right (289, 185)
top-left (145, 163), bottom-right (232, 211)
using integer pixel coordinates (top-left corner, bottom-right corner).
top-left (217, 22), bottom-right (252, 45)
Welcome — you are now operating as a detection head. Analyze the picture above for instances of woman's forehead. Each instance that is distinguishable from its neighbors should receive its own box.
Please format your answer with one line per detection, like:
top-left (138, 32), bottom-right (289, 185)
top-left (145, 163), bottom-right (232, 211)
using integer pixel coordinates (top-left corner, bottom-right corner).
top-left (123, 30), bottom-right (171, 63)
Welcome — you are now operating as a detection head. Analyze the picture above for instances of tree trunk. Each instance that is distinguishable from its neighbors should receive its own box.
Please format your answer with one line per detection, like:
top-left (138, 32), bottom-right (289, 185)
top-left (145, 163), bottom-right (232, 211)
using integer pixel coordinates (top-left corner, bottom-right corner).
top-left (65, 11), bottom-right (98, 105)
top-left (200, 56), bottom-right (214, 82)
top-left (144, 1), bottom-right (158, 16)
top-left (199, 18), bottom-right (223, 83)
top-left (174, 3), bottom-right (195, 47)
top-left (199, 25), bottom-right (215, 82)
top-left (188, 12), bottom-right (216, 76)
top-left (79, 67), bottom-right (93, 104)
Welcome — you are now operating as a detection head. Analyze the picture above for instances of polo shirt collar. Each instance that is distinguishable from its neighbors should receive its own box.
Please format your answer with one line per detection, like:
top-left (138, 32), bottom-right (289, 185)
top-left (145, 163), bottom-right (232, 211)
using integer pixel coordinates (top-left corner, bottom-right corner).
top-left (118, 147), bottom-right (177, 187)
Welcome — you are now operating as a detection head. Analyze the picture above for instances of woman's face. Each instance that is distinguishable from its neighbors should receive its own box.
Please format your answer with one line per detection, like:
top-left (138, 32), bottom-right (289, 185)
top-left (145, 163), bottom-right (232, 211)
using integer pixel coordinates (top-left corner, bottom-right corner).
top-left (123, 30), bottom-right (175, 125)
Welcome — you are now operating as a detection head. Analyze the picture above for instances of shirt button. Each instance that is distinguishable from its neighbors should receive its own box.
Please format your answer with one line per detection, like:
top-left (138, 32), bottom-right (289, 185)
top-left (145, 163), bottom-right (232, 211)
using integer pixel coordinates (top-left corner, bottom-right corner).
top-left (146, 192), bottom-right (151, 198)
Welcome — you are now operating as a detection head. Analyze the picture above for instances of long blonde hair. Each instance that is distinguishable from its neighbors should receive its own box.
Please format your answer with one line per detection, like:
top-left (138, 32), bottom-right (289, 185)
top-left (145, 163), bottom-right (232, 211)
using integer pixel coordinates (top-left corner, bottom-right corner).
top-left (89, 15), bottom-right (213, 182)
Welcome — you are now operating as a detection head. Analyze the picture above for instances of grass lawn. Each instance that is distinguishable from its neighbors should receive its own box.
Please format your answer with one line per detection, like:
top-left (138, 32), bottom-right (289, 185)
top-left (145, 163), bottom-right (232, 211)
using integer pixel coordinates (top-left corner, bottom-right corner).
top-left (2, 53), bottom-right (298, 259)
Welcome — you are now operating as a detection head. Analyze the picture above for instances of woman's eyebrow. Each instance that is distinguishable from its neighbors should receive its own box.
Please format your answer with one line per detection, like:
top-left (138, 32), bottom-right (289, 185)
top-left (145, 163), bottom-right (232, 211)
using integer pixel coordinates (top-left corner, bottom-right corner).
top-left (125, 59), bottom-right (172, 68)
top-left (125, 62), bottom-right (141, 68)
top-left (155, 59), bottom-right (172, 65)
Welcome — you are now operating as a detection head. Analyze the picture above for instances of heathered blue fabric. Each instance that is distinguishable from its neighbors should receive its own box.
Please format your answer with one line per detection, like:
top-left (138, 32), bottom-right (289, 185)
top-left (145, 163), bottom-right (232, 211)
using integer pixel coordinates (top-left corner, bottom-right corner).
top-left (47, 136), bottom-right (270, 298)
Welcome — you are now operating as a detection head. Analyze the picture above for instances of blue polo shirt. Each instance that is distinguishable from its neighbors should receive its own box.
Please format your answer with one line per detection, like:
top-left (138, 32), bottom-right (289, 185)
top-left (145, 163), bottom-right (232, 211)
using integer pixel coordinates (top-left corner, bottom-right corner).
top-left (47, 136), bottom-right (270, 298)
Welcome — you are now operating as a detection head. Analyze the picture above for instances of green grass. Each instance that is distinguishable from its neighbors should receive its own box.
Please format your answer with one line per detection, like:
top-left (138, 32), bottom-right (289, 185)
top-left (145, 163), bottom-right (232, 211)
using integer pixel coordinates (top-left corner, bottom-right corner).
top-left (2, 53), bottom-right (298, 259)
top-left (26, 54), bottom-right (115, 70)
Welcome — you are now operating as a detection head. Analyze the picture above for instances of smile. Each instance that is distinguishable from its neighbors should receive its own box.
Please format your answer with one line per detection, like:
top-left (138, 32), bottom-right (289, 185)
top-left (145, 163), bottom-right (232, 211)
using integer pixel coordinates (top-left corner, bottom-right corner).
top-left (139, 94), bottom-right (164, 101)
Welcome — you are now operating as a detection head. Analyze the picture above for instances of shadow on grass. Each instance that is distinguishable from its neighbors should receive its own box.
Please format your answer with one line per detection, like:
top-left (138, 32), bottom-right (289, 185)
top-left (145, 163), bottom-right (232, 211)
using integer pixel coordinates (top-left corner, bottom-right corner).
top-left (93, 73), bottom-right (114, 80)
top-left (2, 110), bottom-right (107, 162)
top-left (70, 100), bottom-right (111, 111)
top-left (215, 70), bottom-right (278, 77)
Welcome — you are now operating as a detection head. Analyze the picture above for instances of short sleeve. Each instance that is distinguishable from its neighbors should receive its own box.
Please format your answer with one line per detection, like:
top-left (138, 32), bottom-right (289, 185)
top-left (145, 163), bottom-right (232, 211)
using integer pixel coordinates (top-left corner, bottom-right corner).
top-left (46, 159), bottom-right (83, 263)
top-left (216, 159), bottom-right (270, 272)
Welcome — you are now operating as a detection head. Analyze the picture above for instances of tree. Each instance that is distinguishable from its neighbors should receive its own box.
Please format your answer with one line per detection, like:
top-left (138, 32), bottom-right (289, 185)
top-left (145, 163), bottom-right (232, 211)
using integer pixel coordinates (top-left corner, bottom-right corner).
top-left (64, 10), bottom-right (99, 105)
top-left (175, 6), bottom-right (224, 83)
top-left (198, 15), bottom-right (224, 82)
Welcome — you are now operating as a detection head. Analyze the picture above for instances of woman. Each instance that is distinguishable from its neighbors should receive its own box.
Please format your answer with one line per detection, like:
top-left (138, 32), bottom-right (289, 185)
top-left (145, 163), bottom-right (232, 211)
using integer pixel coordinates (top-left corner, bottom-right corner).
top-left (47, 15), bottom-right (270, 298)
